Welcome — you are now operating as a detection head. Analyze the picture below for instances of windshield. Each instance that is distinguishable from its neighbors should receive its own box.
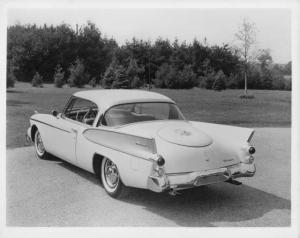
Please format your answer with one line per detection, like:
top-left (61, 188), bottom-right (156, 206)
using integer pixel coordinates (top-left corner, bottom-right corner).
top-left (102, 102), bottom-right (185, 127)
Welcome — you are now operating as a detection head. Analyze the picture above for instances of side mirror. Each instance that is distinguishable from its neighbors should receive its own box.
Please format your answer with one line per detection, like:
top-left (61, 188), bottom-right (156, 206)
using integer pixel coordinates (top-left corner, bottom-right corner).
top-left (51, 110), bottom-right (58, 117)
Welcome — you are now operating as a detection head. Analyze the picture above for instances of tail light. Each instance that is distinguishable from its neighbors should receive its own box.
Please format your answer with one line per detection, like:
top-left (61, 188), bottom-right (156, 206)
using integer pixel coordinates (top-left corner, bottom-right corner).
top-left (248, 146), bottom-right (256, 154)
top-left (157, 156), bottom-right (165, 166)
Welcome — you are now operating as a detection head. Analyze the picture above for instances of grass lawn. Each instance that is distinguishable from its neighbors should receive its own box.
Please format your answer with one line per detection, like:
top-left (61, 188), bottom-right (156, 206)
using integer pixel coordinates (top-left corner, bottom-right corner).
top-left (6, 82), bottom-right (291, 148)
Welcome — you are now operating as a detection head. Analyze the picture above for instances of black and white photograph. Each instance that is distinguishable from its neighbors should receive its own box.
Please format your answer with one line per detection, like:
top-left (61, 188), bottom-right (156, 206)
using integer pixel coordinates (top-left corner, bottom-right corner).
top-left (1, 0), bottom-right (299, 237)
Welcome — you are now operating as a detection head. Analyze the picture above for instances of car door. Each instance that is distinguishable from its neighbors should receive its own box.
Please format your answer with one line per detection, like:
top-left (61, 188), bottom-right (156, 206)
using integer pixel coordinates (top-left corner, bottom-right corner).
top-left (50, 97), bottom-right (98, 163)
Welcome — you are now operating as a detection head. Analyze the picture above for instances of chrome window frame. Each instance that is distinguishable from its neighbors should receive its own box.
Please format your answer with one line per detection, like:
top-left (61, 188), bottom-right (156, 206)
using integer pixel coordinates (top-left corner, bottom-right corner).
top-left (98, 101), bottom-right (186, 127)
top-left (61, 96), bottom-right (100, 127)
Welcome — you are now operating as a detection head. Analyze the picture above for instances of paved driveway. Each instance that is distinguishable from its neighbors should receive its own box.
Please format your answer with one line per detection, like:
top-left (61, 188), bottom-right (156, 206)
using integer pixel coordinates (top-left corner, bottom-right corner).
top-left (6, 128), bottom-right (291, 226)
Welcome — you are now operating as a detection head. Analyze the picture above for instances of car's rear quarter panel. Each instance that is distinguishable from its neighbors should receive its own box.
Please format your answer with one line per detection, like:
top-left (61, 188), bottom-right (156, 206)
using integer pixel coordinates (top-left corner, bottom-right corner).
top-left (76, 133), bottom-right (154, 189)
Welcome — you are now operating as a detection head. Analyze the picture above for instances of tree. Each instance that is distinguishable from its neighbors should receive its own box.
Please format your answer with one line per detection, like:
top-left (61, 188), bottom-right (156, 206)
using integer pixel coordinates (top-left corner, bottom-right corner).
top-left (7, 71), bottom-right (16, 88)
top-left (126, 57), bottom-right (144, 88)
top-left (258, 49), bottom-right (273, 89)
top-left (178, 64), bottom-right (197, 89)
top-left (7, 63), bottom-right (16, 88)
top-left (68, 58), bottom-right (89, 88)
top-left (112, 65), bottom-right (130, 89)
top-left (212, 70), bottom-right (227, 91)
top-left (164, 65), bottom-right (180, 89)
top-left (284, 61), bottom-right (292, 75)
top-left (198, 71), bottom-right (216, 89)
top-left (32, 72), bottom-right (43, 87)
top-left (235, 18), bottom-right (257, 94)
top-left (154, 63), bottom-right (170, 88)
top-left (53, 64), bottom-right (65, 88)
top-left (76, 22), bottom-right (117, 83)
top-left (102, 59), bottom-right (118, 88)
top-left (89, 77), bottom-right (97, 88)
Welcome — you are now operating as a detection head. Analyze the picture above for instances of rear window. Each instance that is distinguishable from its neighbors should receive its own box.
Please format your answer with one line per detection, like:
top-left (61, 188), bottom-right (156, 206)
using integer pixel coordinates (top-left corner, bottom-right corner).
top-left (101, 102), bottom-right (185, 127)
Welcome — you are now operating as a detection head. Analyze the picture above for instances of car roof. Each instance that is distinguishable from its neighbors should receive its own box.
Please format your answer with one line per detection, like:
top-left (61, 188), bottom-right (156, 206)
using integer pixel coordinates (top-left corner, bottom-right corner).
top-left (73, 89), bottom-right (175, 112)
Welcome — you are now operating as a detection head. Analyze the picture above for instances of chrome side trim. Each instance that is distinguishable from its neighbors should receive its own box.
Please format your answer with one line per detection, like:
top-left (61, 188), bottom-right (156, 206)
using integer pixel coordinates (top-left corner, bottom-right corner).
top-left (247, 130), bottom-right (255, 143)
top-left (83, 129), bottom-right (157, 162)
top-left (84, 136), bottom-right (155, 162)
top-left (30, 118), bottom-right (71, 133)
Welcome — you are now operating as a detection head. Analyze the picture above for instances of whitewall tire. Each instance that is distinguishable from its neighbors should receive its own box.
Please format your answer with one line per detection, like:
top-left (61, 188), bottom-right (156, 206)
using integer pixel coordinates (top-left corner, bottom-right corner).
top-left (34, 130), bottom-right (47, 159)
top-left (101, 157), bottom-right (128, 198)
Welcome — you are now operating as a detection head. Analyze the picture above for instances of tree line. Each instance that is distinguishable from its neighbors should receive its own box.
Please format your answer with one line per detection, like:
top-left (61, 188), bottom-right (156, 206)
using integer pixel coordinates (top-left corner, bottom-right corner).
top-left (7, 22), bottom-right (291, 90)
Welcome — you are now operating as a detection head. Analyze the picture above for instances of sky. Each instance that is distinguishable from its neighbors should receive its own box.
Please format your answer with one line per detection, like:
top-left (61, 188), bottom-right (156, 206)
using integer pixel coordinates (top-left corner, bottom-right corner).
top-left (7, 8), bottom-right (291, 63)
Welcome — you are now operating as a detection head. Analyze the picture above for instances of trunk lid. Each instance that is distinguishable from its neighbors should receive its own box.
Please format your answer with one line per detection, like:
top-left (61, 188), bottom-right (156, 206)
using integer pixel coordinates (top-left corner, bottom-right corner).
top-left (116, 120), bottom-right (248, 173)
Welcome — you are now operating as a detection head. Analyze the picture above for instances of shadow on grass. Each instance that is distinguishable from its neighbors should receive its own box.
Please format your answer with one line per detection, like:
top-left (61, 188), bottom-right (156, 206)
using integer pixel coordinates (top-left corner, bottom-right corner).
top-left (7, 100), bottom-right (31, 107)
top-left (7, 90), bottom-right (24, 94)
top-left (56, 156), bottom-right (290, 227)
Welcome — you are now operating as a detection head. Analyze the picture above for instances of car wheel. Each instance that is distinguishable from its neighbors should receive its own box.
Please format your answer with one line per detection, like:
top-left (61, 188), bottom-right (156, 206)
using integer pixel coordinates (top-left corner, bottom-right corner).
top-left (101, 157), bottom-right (128, 198)
top-left (34, 130), bottom-right (47, 159)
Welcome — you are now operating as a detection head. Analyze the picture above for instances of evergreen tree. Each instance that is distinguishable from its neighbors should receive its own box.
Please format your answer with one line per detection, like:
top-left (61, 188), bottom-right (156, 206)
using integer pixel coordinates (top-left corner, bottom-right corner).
top-left (126, 58), bottom-right (144, 88)
top-left (68, 58), bottom-right (89, 88)
top-left (258, 50), bottom-right (273, 89)
top-left (154, 63), bottom-right (170, 88)
top-left (164, 65), bottom-right (180, 89)
top-left (102, 59), bottom-right (118, 88)
top-left (89, 77), bottom-right (97, 88)
top-left (212, 70), bottom-right (226, 91)
top-left (53, 64), bottom-right (65, 88)
top-left (32, 72), bottom-right (43, 87)
top-left (179, 65), bottom-right (197, 89)
top-left (112, 65), bottom-right (130, 89)
top-left (7, 64), bottom-right (16, 88)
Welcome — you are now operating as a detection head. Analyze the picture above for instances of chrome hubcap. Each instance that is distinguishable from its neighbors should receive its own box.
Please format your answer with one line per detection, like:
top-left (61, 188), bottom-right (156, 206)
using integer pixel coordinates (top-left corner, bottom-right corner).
top-left (36, 132), bottom-right (45, 154)
top-left (104, 159), bottom-right (119, 188)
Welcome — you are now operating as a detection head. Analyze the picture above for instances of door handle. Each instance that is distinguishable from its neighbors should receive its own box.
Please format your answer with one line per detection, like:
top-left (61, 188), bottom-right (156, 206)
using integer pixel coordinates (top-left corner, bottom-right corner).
top-left (71, 128), bottom-right (78, 133)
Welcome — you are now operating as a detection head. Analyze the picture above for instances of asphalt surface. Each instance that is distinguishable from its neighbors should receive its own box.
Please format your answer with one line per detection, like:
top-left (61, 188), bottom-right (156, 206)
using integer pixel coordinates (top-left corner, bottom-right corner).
top-left (6, 128), bottom-right (291, 227)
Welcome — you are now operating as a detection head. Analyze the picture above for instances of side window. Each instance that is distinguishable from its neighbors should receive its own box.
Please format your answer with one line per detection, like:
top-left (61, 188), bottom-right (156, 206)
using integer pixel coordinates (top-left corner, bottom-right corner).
top-left (64, 97), bottom-right (98, 125)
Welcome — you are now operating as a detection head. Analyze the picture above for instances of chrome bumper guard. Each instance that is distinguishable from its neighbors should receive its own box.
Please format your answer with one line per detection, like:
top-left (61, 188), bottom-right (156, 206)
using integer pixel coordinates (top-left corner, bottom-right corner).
top-left (147, 162), bottom-right (256, 193)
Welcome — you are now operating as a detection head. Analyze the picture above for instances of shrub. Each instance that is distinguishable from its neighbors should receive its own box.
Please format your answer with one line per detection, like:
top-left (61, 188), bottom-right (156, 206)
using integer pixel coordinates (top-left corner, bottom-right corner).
top-left (240, 94), bottom-right (255, 99)
top-left (32, 72), bottom-right (43, 87)
top-left (199, 72), bottom-right (215, 89)
top-left (68, 58), bottom-right (89, 88)
top-left (155, 64), bottom-right (197, 89)
top-left (89, 77), bottom-right (97, 88)
top-left (226, 73), bottom-right (239, 89)
top-left (7, 70), bottom-right (16, 88)
top-left (53, 64), bottom-right (65, 88)
top-left (212, 70), bottom-right (226, 91)
top-left (178, 65), bottom-right (197, 89)
top-left (197, 76), bottom-right (207, 88)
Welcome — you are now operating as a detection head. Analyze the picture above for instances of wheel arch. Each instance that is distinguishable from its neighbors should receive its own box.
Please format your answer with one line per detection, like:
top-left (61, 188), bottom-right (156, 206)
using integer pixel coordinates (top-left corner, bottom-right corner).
top-left (92, 152), bottom-right (129, 186)
top-left (31, 124), bottom-right (38, 142)
top-left (92, 153), bottom-right (104, 177)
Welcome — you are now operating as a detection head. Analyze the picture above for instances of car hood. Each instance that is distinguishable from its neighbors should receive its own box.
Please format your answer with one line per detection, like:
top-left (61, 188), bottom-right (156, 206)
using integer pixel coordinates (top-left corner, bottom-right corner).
top-left (116, 120), bottom-right (212, 147)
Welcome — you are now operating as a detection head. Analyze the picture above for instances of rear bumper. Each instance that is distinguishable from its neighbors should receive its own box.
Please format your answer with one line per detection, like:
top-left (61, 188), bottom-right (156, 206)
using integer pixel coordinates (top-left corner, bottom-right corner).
top-left (147, 162), bottom-right (256, 192)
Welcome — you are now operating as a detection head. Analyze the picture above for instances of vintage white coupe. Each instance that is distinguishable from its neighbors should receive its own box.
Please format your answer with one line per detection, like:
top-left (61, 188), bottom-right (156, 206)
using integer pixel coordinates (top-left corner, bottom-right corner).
top-left (27, 90), bottom-right (256, 198)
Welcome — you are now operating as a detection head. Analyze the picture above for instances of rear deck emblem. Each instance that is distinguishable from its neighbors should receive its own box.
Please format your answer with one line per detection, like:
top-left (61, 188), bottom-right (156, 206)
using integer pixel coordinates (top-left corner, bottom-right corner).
top-left (174, 129), bottom-right (191, 136)
top-left (223, 158), bottom-right (234, 162)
